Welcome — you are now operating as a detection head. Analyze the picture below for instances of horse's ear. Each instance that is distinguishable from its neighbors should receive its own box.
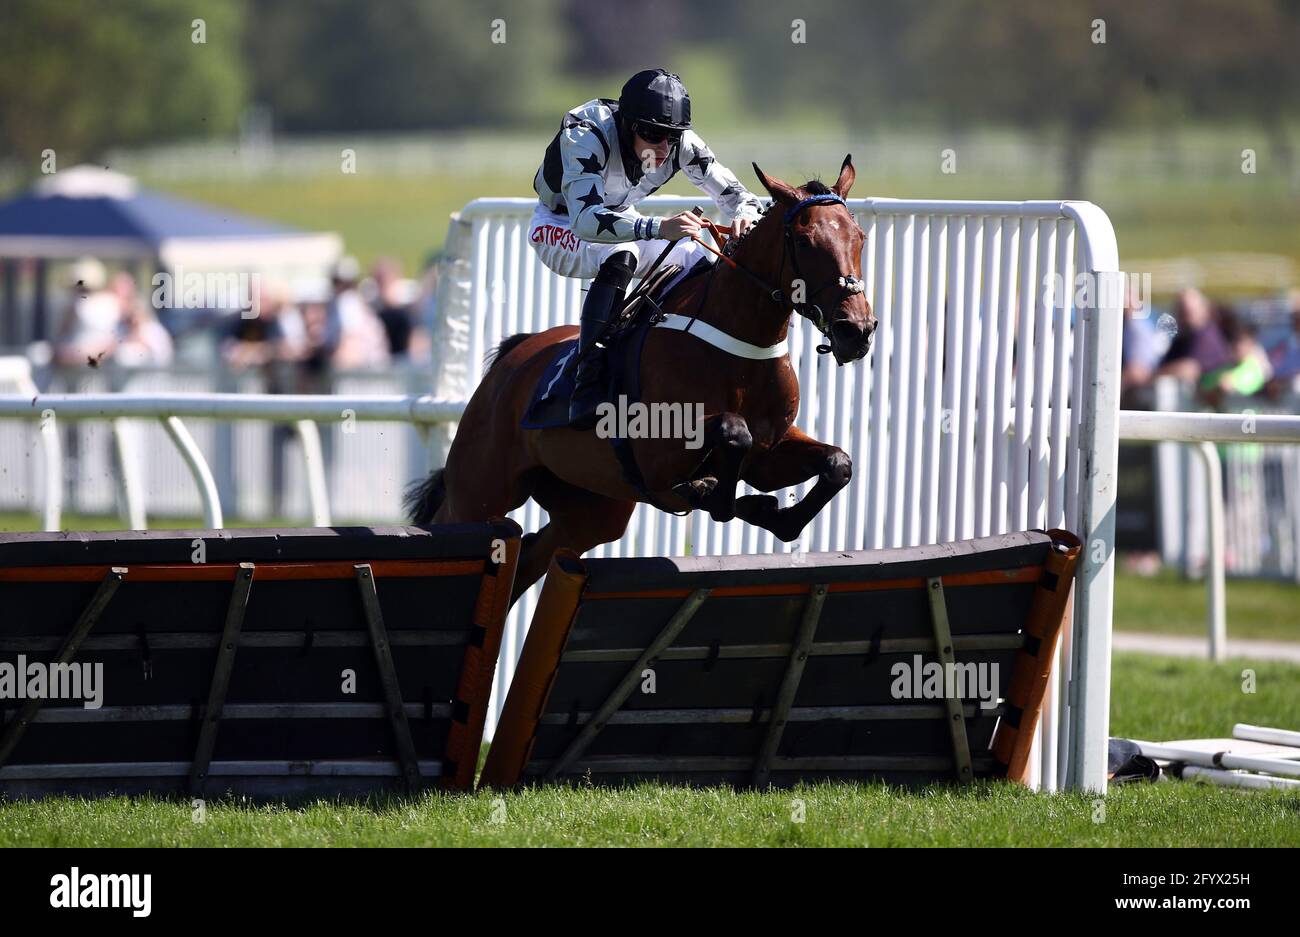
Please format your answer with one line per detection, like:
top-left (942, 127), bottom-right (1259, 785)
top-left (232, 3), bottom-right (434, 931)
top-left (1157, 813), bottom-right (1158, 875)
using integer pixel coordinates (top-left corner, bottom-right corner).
top-left (832, 154), bottom-right (855, 198)
top-left (752, 162), bottom-right (799, 205)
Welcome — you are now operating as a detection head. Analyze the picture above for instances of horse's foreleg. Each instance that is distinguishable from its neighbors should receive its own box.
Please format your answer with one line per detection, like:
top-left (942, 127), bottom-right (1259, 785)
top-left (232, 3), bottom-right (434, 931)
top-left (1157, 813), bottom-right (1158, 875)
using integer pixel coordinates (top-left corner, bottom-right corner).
top-left (671, 412), bottom-right (752, 522)
top-left (734, 426), bottom-right (852, 542)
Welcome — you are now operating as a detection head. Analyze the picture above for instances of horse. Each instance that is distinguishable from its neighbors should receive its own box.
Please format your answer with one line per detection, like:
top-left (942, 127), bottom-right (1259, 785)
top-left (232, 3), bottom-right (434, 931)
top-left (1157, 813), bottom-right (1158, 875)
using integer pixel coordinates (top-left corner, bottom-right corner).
top-left (407, 156), bottom-right (876, 603)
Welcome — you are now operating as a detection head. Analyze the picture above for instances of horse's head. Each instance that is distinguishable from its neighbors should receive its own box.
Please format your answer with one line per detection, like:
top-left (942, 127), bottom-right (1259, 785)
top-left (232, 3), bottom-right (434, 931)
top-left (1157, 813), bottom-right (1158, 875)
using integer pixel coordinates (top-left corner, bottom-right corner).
top-left (751, 155), bottom-right (876, 364)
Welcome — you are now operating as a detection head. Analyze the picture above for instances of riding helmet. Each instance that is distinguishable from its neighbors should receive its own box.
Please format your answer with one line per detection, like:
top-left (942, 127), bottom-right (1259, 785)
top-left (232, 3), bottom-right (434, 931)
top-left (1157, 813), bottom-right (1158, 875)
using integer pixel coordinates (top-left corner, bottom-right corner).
top-left (618, 68), bottom-right (692, 134)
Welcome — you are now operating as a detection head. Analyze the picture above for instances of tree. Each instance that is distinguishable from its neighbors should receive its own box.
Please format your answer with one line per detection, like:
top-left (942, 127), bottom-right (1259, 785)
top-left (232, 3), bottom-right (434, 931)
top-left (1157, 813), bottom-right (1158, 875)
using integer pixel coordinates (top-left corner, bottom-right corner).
top-left (909, 0), bottom-right (1300, 196)
top-left (243, 0), bottom-right (563, 132)
top-left (0, 0), bottom-right (247, 165)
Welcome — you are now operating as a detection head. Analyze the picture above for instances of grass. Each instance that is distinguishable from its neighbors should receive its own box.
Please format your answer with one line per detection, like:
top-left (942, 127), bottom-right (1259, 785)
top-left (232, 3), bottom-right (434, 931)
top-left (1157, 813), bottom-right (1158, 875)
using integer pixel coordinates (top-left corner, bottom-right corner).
top-left (1112, 568), bottom-right (1300, 643)
top-left (1, 770), bottom-right (1296, 848)
top-left (1109, 654), bottom-right (1300, 742)
top-left (1, 512), bottom-right (1296, 846)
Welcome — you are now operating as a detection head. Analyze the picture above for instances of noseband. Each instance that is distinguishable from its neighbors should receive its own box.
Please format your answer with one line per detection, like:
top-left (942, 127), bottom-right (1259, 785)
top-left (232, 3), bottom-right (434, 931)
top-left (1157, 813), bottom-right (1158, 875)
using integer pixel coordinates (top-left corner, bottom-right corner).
top-left (779, 194), bottom-right (866, 352)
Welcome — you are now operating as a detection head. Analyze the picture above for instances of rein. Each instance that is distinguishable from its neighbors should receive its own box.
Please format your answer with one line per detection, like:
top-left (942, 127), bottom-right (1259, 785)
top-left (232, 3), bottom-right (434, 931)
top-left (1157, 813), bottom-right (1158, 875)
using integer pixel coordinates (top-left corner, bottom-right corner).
top-left (688, 193), bottom-right (865, 356)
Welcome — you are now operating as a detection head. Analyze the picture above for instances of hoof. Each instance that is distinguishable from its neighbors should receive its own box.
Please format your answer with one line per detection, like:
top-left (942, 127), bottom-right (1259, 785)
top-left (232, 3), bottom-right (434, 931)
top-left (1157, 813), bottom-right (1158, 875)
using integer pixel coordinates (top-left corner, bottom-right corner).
top-left (735, 494), bottom-right (779, 523)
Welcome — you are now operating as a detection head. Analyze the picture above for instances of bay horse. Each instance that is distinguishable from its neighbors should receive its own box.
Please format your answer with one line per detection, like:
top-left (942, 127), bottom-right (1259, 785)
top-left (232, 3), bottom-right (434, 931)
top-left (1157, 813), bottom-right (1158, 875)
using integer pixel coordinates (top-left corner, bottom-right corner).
top-left (407, 156), bottom-right (876, 602)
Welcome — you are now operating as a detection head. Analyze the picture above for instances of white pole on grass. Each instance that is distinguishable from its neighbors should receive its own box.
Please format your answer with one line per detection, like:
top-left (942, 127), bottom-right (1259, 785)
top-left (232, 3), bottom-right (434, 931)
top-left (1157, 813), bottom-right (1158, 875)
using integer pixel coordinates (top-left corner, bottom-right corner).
top-left (1135, 740), bottom-right (1300, 778)
top-left (1232, 724), bottom-right (1300, 749)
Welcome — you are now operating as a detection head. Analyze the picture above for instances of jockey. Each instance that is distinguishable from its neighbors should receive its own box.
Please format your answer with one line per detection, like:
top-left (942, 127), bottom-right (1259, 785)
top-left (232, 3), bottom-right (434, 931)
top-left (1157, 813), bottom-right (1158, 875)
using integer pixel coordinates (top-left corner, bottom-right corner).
top-left (530, 67), bottom-right (765, 423)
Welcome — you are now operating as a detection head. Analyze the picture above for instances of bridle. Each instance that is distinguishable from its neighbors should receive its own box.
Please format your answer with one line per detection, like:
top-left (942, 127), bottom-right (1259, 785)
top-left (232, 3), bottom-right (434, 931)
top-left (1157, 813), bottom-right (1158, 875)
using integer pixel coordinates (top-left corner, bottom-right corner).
top-left (694, 193), bottom-right (866, 356)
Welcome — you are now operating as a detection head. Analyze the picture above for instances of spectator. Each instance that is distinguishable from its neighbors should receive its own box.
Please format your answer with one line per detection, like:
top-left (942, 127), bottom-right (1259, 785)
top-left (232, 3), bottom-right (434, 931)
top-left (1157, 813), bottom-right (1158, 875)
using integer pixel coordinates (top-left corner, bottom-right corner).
top-left (221, 280), bottom-right (306, 390)
top-left (1266, 290), bottom-right (1300, 394)
top-left (112, 273), bottom-right (173, 367)
top-left (1156, 288), bottom-right (1232, 386)
top-left (367, 257), bottom-right (417, 359)
top-left (1121, 280), bottom-right (1161, 401)
top-left (1200, 307), bottom-right (1272, 404)
top-left (53, 258), bottom-right (119, 366)
top-left (320, 256), bottom-right (389, 370)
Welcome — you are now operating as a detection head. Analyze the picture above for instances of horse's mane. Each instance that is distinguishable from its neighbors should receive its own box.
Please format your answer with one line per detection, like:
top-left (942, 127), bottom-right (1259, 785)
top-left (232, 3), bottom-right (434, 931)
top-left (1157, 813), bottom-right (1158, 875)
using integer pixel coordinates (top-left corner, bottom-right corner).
top-left (485, 332), bottom-right (533, 372)
top-left (723, 177), bottom-right (830, 258)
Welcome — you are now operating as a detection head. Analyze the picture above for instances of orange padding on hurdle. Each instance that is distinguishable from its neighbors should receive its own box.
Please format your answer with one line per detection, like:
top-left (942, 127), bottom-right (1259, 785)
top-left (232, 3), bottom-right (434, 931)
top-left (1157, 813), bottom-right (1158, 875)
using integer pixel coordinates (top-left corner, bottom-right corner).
top-left (479, 549), bottom-right (589, 790)
top-left (445, 531), bottom-right (522, 791)
top-left (0, 559), bottom-right (484, 583)
top-left (992, 531), bottom-right (1082, 783)
top-left (582, 565), bottom-right (1041, 601)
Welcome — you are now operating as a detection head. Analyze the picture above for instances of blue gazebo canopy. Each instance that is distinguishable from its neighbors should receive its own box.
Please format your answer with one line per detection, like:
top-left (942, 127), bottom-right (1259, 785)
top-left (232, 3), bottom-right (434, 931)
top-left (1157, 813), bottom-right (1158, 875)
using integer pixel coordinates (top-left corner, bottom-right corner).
top-left (0, 188), bottom-right (295, 244)
top-left (0, 165), bottom-right (340, 267)
top-left (0, 166), bottom-right (342, 344)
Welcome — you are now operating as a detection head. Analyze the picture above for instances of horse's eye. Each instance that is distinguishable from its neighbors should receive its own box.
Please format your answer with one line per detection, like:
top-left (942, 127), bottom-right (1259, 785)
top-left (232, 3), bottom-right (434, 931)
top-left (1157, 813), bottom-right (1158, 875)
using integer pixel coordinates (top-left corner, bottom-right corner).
top-left (795, 236), bottom-right (814, 251)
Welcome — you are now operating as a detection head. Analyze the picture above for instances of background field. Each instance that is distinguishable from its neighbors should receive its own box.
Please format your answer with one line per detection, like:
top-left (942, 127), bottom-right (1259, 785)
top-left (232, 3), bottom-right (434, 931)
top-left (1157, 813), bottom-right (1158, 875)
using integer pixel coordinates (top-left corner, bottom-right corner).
top-left (130, 126), bottom-right (1300, 297)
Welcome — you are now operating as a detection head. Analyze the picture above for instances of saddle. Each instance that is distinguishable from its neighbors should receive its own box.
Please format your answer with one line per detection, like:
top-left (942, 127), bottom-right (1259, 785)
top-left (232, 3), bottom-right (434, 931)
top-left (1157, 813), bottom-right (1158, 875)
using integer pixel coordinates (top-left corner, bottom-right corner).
top-left (521, 261), bottom-right (688, 430)
top-left (521, 260), bottom-right (709, 509)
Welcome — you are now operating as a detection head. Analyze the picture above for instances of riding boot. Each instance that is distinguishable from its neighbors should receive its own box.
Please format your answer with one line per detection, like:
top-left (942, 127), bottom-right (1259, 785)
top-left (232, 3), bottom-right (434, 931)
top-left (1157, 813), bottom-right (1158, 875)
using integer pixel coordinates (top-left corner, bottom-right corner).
top-left (569, 250), bottom-right (636, 426)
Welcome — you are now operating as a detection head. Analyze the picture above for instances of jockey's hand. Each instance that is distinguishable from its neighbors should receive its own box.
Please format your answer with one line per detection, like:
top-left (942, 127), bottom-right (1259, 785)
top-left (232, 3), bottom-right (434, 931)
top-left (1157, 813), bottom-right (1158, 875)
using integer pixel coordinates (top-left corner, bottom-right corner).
top-left (659, 211), bottom-right (704, 241)
top-left (734, 214), bottom-right (756, 239)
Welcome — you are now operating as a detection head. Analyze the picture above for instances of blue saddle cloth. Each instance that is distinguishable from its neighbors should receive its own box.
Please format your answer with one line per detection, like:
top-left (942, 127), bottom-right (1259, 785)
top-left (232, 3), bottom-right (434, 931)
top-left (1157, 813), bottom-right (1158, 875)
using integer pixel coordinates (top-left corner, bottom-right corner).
top-left (520, 340), bottom-right (582, 429)
top-left (520, 313), bottom-right (653, 430)
top-left (519, 257), bottom-right (712, 431)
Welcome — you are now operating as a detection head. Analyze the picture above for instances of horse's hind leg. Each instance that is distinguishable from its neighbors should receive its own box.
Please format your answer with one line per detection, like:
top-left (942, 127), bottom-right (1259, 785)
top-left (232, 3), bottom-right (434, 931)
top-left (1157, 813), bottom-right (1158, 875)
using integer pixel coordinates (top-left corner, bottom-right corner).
top-left (512, 473), bottom-right (635, 603)
top-left (433, 454), bottom-right (533, 524)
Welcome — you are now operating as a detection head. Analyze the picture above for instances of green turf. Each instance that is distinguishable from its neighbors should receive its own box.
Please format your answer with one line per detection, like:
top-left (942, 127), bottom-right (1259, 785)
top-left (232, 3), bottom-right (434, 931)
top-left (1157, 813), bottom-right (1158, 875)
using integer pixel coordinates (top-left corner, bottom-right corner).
top-left (1112, 568), bottom-right (1300, 643)
top-left (0, 774), bottom-right (1294, 848)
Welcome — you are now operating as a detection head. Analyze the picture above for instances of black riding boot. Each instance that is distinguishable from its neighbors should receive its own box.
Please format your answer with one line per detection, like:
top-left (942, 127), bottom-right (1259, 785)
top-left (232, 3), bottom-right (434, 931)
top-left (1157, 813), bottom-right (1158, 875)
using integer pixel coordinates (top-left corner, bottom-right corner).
top-left (569, 250), bottom-right (636, 426)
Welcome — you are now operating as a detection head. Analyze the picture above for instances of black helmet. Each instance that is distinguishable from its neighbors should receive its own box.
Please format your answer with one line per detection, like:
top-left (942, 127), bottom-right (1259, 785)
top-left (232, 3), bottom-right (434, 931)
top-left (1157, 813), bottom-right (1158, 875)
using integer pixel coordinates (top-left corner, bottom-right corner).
top-left (618, 68), bottom-right (691, 134)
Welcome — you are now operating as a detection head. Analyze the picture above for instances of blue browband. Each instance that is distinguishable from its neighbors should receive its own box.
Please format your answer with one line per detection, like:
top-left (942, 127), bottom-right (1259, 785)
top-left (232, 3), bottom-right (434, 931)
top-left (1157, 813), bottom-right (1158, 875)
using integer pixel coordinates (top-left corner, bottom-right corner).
top-left (782, 193), bottom-right (847, 225)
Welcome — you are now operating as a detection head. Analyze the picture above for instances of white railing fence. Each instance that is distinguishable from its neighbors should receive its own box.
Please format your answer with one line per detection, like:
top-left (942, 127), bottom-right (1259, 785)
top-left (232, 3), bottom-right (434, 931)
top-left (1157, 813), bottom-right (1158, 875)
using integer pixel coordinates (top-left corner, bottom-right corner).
top-left (0, 362), bottom-right (437, 525)
top-left (1148, 377), bottom-right (1300, 584)
top-left (439, 196), bottom-right (1125, 793)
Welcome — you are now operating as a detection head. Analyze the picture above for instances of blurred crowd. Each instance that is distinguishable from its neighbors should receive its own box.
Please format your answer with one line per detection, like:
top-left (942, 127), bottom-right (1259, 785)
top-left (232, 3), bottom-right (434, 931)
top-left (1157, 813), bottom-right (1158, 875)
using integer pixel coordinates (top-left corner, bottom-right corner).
top-left (1122, 287), bottom-right (1300, 408)
top-left (53, 259), bottom-right (175, 369)
top-left (52, 255), bottom-right (433, 387)
top-left (49, 253), bottom-right (1300, 413)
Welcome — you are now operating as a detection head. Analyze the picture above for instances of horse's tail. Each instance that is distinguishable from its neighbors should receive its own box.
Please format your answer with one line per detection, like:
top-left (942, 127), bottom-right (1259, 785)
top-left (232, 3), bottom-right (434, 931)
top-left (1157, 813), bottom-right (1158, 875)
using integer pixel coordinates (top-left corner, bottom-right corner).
top-left (404, 467), bottom-right (446, 525)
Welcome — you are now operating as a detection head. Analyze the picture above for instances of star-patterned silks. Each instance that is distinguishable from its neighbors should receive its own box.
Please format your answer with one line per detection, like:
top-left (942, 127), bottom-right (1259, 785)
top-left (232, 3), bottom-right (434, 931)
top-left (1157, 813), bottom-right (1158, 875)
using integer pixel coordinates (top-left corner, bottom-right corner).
top-left (594, 211), bottom-right (620, 236)
top-left (576, 152), bottom-right (604, 175)
top-left (575, 184), bottom-right (604, 211)
top-left (687, 147), bottom-right (714, 174)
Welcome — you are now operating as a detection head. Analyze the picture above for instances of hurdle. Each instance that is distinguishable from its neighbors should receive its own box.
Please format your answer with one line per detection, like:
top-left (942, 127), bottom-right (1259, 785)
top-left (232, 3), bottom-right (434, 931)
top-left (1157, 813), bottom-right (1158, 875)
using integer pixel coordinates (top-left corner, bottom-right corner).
top-left (0, 522), bottom-right (520, 799)
top-left (437, 195), bottom-right (1123, 792)
top-left (481, 529), bottom-right (1080, 789)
